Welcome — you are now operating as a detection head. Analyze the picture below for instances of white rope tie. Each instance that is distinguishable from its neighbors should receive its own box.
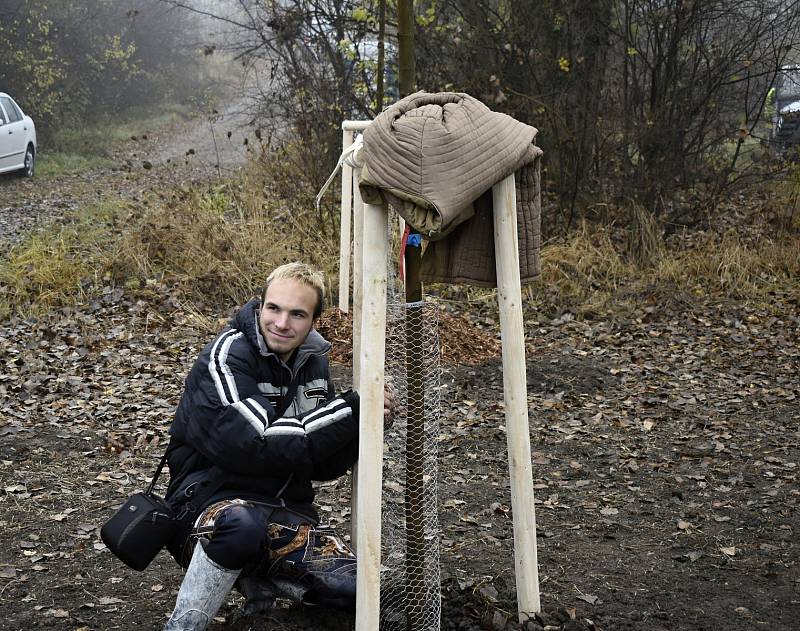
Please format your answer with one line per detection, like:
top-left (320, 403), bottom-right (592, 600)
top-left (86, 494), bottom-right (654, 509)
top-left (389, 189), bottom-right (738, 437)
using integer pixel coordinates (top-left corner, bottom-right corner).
top-left (315, 133), bottom-right (364, 213)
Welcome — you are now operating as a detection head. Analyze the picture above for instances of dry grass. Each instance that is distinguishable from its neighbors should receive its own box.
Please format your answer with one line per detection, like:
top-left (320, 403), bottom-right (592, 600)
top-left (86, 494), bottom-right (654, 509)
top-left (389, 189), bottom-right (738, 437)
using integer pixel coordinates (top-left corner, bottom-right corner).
top-left (626, 203), bottom-right (665, 267)
top-left (2, 152), bottom-right (797, 321)
top-left (762, 164), bottom-right (800, 234)
top-left (0, 203), bottom-right (120, 318)
top-left (0, 143), bottom-right (344, 318)
top-left (526, 218), bottom-right (799, 317)
top-left (110, 155), bottom-right (342, 306)
top-left (658, 231), bottom-right (799, 296)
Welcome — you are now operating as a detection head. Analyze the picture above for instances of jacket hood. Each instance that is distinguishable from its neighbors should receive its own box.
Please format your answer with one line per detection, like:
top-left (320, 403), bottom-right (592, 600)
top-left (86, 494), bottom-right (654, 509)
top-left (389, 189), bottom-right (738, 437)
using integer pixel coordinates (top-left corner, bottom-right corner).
top-left (231, 299), bottom-right (331, 363)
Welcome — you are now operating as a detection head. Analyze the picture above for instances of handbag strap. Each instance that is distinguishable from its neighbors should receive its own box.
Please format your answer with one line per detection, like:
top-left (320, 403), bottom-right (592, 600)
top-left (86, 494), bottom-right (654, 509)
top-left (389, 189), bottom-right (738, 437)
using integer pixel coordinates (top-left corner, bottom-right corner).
top-left (143, 447), bottom-right (227, 519)
top-left (145, 448), bottom-right (170, 496)
top-left (146, 375), bottom-right (304, 507)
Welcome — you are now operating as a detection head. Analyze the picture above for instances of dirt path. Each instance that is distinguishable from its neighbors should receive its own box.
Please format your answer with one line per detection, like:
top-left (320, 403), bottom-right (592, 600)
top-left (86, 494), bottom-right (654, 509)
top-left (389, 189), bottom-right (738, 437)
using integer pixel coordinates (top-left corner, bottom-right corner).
top-left (152, 99), bottom-right (256, 174)
top-left (0, 123), bottom-right (799, 630)
top-left (0, 100), bottom-right (257, 250)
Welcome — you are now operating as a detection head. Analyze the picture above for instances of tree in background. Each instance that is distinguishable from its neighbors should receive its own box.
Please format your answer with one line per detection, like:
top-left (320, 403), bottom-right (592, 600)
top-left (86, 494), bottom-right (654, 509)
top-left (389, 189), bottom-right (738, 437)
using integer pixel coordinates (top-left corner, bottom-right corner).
top-left (0, 3), bottom-right (68, 131)
top-left (415, 0), bottom-right (800, 228)
top-left (0, 0), bottom-right (212, 146)
top-left (412, 1), bottom-right (613, 231)
top-left (161, 0), bottom-right (396, 235)
top-left (163, 0), bottom-right (390, 143)
top-left (156, 0), bottom-right (800, 229)
top-left (607, 0), bottom-right (800, 218)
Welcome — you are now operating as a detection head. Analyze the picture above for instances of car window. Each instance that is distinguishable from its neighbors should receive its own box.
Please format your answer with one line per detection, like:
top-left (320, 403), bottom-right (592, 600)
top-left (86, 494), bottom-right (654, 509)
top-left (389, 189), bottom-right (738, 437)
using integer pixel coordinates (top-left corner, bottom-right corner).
top-left (0, 105), bottom-right (6, 126)
top-left (7, 98), bottom-right (24, 121)
top-left (781, 71), bottom-right (800, 101)
top-left (0, 97), bottom-right (21, 123)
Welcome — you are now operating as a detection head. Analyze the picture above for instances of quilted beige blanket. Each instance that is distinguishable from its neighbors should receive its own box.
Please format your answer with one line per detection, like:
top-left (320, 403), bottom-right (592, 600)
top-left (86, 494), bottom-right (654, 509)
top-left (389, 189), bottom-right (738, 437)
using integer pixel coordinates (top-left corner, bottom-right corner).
top-left (359, 91), bottom-right (542, 286)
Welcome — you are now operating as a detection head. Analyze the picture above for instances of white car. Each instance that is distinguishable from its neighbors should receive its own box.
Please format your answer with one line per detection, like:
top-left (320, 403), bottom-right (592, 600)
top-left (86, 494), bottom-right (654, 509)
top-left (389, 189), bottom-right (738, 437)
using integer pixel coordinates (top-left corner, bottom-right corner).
top-left (0, 92), bottom-right (36, 177)
top-left (770, 66), bottom-right (800, 151)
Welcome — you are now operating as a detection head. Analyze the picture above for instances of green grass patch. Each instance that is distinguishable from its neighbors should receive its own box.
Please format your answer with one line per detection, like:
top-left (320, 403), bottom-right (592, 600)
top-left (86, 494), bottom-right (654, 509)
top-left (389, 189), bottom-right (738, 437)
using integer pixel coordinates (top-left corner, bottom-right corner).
top-left (36, 152), bottom-right (113, 177)
top-left (46, 101), bottom-right (197, 158)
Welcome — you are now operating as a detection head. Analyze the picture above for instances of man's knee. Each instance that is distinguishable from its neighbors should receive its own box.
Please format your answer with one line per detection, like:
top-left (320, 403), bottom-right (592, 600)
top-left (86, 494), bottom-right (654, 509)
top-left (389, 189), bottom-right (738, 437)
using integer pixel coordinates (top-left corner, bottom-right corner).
top-left (204, 505), bottom-right (267, 570)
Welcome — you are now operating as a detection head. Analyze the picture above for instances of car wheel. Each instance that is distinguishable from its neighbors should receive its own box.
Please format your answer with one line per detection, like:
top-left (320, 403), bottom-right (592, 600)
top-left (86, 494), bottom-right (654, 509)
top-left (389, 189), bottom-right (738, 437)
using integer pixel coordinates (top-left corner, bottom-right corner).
top-left (18, 145), bottom-right (34, 178)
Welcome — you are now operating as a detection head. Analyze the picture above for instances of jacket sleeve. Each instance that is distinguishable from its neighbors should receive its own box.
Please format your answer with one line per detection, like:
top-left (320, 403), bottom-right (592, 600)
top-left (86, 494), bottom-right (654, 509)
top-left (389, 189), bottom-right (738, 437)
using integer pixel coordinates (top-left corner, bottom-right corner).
top-left (310, 357), bottom-right (359, 480)
top-left (311, 436), bottom-right (359, 481)
top-left (183, 330), bottom-right (358, 477)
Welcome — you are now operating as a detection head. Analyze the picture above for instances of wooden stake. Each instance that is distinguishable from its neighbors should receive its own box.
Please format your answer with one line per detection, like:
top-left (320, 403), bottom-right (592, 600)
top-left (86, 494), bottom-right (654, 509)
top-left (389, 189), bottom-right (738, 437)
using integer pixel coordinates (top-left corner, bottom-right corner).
top-left (338, 121), bottom-right (370, 312)
top-left (355, 200), bottom-right (389, 631)
top-left (350, 165), bottom-right (365, 547)
top-left (342, 123), bottom-right (370, 546)
top-left (492, 173), bottom-right (541, 620)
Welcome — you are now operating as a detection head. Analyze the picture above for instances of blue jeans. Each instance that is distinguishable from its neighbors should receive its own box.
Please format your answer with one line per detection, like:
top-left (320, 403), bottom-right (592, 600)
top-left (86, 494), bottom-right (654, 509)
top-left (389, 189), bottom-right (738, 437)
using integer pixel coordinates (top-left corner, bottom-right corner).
top-left (177, 499), bottom-right (357, 611)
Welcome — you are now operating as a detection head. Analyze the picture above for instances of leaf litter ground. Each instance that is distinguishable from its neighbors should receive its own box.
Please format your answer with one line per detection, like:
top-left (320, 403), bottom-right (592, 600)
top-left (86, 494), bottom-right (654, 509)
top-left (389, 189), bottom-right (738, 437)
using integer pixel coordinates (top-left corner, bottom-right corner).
top-left (0, 285), bottom-right (797, 631)
top-left (1, 127), bottom-right (798, 630)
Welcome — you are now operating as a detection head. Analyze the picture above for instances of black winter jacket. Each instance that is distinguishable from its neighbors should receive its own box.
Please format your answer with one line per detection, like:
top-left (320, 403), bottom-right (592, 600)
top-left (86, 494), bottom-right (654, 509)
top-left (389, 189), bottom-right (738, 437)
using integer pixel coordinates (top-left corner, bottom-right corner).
top-left (164, 300), bottom-right (359, 521)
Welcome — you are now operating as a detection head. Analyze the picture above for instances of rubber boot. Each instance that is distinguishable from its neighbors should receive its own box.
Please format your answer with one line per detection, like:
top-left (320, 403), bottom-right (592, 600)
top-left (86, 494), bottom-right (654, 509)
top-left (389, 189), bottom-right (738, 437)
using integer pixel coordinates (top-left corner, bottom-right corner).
top-left (236, 575), bottom-right (278, 615)
top-left (164, 542), bottom-right (240, 630)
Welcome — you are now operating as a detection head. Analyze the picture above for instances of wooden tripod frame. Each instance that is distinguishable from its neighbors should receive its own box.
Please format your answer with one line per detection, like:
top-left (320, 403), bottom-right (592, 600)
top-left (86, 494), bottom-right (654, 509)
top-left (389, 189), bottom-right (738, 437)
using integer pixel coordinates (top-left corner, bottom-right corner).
top-left (339, 121), bottom-right (540, 629)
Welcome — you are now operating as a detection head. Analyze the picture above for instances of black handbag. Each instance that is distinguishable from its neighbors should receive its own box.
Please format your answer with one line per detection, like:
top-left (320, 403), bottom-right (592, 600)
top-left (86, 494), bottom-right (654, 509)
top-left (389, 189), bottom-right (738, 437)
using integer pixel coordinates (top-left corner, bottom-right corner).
top-left (101, 450), bottom-right (177, 571)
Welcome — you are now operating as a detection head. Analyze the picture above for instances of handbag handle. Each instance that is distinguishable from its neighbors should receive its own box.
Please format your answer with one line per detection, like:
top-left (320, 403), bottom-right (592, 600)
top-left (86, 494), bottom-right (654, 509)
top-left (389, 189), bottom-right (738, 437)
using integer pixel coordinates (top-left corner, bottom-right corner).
top-left (145, 449), bottom-right (170, 496)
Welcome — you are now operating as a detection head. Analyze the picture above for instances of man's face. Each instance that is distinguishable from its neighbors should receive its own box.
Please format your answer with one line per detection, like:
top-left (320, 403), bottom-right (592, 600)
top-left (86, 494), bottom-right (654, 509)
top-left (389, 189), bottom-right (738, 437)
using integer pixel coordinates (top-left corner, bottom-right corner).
top-left (259, 278), bottom-right (318, 361)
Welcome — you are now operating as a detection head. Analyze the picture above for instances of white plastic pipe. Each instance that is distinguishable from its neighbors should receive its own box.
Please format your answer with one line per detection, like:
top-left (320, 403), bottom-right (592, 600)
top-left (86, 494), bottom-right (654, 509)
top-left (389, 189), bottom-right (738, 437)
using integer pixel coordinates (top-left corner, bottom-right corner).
top-left (354, 199), bottom-right (389, 631)
top-left (492, 173), bottom-right (541, 620)
top-left (338, 129), bottom-right (354, 312)
top-left (339, 121), bottom-right (371, 312)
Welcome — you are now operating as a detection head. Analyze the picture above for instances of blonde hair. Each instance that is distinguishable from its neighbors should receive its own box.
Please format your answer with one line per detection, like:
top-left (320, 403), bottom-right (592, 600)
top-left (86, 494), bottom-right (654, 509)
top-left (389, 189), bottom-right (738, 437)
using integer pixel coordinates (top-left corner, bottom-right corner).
top-left (262, 262), bottom-right (325, 318)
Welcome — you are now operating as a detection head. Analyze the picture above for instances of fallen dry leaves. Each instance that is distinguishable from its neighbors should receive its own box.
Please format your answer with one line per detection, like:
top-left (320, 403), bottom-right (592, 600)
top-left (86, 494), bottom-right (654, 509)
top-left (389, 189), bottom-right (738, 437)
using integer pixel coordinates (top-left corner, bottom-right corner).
top-left (0, 272), bottom-right (797, 630)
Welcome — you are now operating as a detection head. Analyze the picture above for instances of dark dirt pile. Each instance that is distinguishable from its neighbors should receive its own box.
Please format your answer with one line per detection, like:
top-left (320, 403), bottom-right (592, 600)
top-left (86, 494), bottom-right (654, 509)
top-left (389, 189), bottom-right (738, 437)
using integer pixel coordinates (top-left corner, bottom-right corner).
top-left (316, 307), bottom-right (502, 366)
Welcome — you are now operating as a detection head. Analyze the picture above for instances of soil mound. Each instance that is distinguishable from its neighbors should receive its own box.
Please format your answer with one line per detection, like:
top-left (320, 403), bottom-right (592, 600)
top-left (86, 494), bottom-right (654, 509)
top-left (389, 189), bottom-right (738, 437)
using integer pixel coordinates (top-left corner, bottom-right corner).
top-left (316, 307), bottom-right (501, 366)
